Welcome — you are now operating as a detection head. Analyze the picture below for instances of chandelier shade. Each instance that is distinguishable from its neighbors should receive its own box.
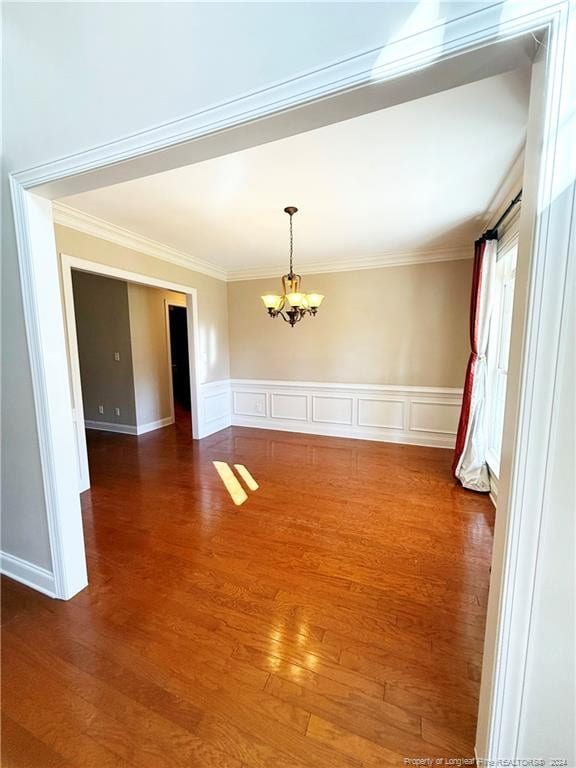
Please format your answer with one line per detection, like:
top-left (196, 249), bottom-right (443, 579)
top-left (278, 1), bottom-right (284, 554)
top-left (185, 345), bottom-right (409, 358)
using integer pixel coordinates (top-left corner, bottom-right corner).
top-left (260, 207), bottom-right (325, 327)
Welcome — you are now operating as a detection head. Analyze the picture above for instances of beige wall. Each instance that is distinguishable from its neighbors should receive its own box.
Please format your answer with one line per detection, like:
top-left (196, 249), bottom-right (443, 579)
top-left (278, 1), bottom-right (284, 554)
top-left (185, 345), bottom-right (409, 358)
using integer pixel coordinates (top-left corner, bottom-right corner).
top-left (127, 285), bottom-right (186, 426)
top-left (55, 225), bottom-right (230, 383)
top-left (228, 259), bottom-right (472, 387)
top-left (72, 271), bottom-right (137, 426)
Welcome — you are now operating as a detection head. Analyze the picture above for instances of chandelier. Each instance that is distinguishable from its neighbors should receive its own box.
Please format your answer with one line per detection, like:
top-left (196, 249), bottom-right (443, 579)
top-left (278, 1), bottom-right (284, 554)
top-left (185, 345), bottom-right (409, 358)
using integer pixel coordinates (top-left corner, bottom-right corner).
top-left (260, 206), bottom-right (325, 327)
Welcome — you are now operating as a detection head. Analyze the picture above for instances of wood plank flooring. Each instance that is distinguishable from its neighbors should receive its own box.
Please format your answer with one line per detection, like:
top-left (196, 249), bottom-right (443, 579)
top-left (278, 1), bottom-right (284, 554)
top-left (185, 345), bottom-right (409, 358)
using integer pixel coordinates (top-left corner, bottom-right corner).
top-left (1, 417), bottom-right (494, 767)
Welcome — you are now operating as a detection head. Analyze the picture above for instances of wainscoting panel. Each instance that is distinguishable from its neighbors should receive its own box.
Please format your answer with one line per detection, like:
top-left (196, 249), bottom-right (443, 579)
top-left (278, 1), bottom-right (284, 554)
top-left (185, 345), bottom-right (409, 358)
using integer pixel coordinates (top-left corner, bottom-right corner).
top-left (271, 393), bottom-right (308, 421)
top-left (200, 379), bottom-right (232, 437)
top-left (83, 380), bottom-right (462, 447)
top-left (312, 395), bottom-right (354, 425)
top-left (230, 380), bottom-right (462, 448)
top-left (358, 397), bottom-right (405, 430)
top-left (409, 399), bottom-right (460, 435)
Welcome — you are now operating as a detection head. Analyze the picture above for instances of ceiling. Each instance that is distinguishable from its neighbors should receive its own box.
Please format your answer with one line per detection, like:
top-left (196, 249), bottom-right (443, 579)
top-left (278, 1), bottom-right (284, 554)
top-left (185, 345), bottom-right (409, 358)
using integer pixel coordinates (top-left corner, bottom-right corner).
top-left (58, 68), bottom-right (530, 280)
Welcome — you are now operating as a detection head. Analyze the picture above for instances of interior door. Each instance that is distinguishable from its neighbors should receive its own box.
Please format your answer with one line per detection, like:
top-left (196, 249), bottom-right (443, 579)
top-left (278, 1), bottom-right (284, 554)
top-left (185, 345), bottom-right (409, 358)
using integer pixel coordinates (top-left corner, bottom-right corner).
top-left (61, 261), bottom-right (91, 493)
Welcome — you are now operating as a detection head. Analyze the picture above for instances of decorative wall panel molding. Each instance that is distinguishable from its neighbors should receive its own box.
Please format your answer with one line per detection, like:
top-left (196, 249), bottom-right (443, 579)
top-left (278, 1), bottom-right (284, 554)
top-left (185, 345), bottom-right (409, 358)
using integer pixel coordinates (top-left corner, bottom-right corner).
top-left (200, 379), bottom-right (232, 437)
top-left (229, 379), bottom-right (462, 448)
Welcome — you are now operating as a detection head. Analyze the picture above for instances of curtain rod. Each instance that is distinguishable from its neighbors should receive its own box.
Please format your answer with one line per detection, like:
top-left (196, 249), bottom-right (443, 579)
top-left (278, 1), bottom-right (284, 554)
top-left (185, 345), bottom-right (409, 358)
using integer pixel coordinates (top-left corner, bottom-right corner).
top-left (482, 189), bottom-right (522, 240)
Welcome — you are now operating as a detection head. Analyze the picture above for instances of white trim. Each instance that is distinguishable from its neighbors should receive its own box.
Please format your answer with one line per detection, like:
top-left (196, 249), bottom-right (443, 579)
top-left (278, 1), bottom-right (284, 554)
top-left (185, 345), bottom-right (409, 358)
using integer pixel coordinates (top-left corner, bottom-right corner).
top-left (54, 202), bottom-right (227, 281)
top-left (230, 379), bottom-right (462, 449)
top-left (1, 552), bottom-right (56, 598)
top-left (311, 395), bottom-right (354, 426)
top-left (477, 7), bottom-right (575, 763)
top-left (164, 300), bottom-right (176, 426)
top-left (85, 416), bottom-right (174, 436)
top-left (10, 188), bottom-right (88, 600)
top-left (55, 203), bottom-right (471, 280)
top-left (489, 469), bottom-right (499, 509)
top-left (136, 416), bottom-right (175, 435)
top-left (224, 246), bottom-right (471, 280)
top-left (60, 253), bottom-right (91, 493)
top-left (63, 253), bottom-right (205, 299)
top-left (85, 420), bottom-right (138, 435)
top-left (230, 417), bottom-right (457, 449)
top-left (200, 379), bottom-right (232, 437)
top-left (229, 378), bottom-right (460, 395)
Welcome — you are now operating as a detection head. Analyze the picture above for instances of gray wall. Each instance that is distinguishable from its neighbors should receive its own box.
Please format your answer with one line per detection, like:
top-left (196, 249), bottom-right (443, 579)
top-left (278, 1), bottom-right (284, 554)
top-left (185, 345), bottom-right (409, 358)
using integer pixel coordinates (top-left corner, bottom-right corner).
top-left (72, 271), bottom-right (137, 426)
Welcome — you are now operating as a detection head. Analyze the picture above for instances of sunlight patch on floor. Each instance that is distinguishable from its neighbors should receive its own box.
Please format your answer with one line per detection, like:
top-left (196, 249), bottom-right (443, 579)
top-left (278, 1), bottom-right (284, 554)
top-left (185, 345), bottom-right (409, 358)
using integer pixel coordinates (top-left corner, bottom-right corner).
top-left (234, 464), bottom-right (259, 491)
top-left (213, 461), bottom-right (259, 505)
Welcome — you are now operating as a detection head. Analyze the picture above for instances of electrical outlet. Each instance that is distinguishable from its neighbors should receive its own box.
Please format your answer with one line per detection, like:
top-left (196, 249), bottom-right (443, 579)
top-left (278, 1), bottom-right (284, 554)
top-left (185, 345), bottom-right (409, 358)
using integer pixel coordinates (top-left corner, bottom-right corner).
top-left (255, 402), bottom-right (263, 413)
top-left (98, 405), bottom-right (104, 415)
top-left (114, 352), bottom-right (120, 361)
top-left (114, 407), bottom-right (121, 417)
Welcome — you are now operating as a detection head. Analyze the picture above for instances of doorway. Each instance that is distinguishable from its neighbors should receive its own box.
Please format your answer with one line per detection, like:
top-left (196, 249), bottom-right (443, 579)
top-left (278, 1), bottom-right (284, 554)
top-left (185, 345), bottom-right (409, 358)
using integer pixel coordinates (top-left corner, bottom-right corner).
top-left (167, 303), bottom-right (192, 421)
top-left (60, 253), bottom-right (204, 494)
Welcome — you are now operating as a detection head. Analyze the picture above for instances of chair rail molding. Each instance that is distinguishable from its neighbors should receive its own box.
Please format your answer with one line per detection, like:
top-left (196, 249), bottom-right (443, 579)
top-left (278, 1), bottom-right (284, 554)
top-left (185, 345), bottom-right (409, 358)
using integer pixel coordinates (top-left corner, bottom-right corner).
top-left (6, 2), bottom-right (575, 766)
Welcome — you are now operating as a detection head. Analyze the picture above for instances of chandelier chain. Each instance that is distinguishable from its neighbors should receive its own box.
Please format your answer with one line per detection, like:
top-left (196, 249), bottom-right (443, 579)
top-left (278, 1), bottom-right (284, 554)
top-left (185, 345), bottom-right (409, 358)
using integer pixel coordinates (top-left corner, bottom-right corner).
top-left (289, 212), bottom-right (294, 276)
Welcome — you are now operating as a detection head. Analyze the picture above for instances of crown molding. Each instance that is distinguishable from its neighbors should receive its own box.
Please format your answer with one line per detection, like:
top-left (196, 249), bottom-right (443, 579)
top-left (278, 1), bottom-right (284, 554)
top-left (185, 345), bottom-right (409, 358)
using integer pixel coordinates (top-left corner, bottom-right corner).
top-left (53, 202), bottom-right (472, 282)
top-left (52, 202), bottom-right (228, 282)
top-left (226, 246), bottom-right (472, 281)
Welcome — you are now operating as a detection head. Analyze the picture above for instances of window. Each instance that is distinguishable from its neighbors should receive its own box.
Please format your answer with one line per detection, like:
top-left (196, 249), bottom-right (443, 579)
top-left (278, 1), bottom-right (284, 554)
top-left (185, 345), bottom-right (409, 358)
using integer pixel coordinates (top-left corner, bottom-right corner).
top-left (486, 240), bottom-right (518, 477)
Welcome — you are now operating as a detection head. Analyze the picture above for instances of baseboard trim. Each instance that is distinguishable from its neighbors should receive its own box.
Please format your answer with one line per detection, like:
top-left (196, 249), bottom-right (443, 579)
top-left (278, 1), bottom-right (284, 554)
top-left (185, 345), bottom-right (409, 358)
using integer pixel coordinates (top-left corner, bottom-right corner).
top-left (136, 416), bottom-right (174, 435)
top-left (488, 467), bottom-right (499, 508)
top-left (201, 415), bottom-right (232, 438)
top-left (1, 551), bottom-right (56, 597)
top-left (231, 415), bottom-right (456, 449)
top-left (85, 417), bottom-right (174, 435)
top-left (85, 420), bottom-right (137, 435)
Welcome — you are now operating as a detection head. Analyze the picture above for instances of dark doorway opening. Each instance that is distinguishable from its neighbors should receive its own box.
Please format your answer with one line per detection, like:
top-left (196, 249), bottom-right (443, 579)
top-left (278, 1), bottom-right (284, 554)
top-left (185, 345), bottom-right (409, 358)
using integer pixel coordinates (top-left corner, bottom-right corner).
top-left (168, 305), bottom-right (191, 415)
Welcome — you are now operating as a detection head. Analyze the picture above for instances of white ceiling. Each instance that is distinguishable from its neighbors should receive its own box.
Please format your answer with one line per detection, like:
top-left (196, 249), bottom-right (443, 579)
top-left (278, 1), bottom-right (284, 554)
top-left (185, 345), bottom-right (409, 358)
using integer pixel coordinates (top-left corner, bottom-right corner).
top-left (58, 69), bottom-right (530, 279)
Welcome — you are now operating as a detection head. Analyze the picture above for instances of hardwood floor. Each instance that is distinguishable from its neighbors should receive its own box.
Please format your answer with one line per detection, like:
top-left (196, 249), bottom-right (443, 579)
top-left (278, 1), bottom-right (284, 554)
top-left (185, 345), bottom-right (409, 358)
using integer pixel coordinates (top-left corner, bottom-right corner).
top-left (1, 417), bottom-right (494, 767)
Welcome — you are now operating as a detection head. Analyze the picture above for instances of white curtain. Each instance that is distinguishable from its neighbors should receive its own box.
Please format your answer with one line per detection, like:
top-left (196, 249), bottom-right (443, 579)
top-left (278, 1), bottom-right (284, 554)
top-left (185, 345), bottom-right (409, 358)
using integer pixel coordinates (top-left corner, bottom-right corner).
top-left (454, 237), bottom-right (497, 492)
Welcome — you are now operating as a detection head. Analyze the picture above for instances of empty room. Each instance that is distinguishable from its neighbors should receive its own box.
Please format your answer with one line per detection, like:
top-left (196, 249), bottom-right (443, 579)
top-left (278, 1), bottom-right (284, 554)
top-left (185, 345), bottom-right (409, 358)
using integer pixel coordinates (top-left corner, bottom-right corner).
top-left (2, 3), bottom-right (574, 768)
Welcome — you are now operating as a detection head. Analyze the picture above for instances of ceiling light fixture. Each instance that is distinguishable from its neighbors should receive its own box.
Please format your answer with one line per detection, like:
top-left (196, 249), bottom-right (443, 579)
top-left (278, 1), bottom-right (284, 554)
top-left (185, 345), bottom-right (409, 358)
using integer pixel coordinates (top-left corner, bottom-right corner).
top-left (260, 206), bottom-right (325, 327)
